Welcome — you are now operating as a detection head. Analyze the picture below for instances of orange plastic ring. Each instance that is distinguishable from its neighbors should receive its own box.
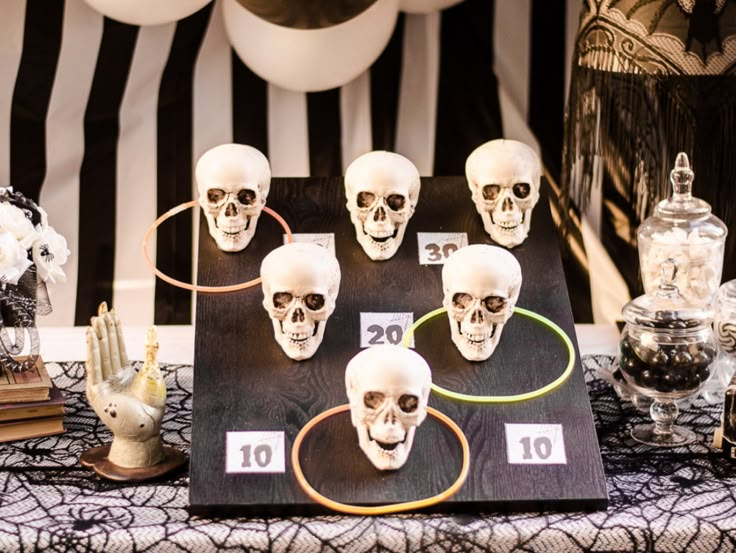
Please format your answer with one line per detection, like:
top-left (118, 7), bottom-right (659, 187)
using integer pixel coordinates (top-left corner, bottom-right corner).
top-left (142, 200), bottom-right (293, 293)
top-left (291, 404), bottom-right (470, 515)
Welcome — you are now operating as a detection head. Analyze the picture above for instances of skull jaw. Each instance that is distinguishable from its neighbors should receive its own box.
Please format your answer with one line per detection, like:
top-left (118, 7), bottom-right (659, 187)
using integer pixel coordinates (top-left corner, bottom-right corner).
top-left (205, 213), bottom-right (256, 252)
top-left (356, 425), bottom-right (415, 471)
top-left (481, 210), bottom-right (531, 249)
top-left (272, 319), bottom-right (325, 361)
top-left (449, 318), bottom-right (503, 361)
top-left (353, 220), bottom-right (407, 261)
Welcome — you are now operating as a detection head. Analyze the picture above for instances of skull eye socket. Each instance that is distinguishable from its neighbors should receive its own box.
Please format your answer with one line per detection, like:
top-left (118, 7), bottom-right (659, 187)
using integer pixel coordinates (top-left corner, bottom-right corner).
top-left (304, 294), bottom-right (325, 311)
top-left (273, 292), bottom-right (293, 309)
top-left (452, 293), bottom-right (473, 310)
top-left (386, 194), bottom-right (406, 211)
top-left (357, 192), bottom-right (376, 209)
top-left (399, 394), bottom-right (419, 413)
top-left (483, 296), bottom-right (507, 313)
top-left (207, 188), bottom-right (226, 204)
top-left (237, 189), bottom-right (257, 205)
top-left (364, 391), bottom-right (385, 409)
top-left (482, 184), bottom-right (500, 201)
top-left (512, 182), bottom-right (531, 199)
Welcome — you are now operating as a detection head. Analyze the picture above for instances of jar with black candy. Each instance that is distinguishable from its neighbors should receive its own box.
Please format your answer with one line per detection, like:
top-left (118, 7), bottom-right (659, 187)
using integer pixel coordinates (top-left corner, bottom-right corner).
top-left (619, 258), bottom-right (716, 446)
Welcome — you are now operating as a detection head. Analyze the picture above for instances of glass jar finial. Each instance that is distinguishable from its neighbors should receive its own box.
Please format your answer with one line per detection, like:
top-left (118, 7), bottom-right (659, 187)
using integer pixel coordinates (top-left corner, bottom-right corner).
top-left (670, 152), bottom-right (694, 201)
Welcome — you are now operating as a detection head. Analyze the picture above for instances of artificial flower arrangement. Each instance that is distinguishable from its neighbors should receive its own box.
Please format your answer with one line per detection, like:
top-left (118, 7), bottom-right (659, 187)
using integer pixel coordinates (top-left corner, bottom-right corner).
top-left (0, 187), bottom-right (70, 372)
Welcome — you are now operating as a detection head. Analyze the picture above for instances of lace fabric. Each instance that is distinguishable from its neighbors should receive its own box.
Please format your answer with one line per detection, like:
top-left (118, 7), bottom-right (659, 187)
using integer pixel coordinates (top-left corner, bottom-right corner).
top-left (1, 356), bottom-right (735, 551)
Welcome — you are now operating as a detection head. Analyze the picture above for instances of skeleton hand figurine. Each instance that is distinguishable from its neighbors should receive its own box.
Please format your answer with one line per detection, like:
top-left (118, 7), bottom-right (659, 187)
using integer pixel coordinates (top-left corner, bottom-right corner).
top-left (465, 139), bottom-right (541, 248)
top-left (81, 303), bottom-right (185, 480)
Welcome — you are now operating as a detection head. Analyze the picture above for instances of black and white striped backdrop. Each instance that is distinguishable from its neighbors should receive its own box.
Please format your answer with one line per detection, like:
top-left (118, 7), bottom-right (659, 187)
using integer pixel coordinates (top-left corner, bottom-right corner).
top-left (1, 0), bottom-right (581, 327)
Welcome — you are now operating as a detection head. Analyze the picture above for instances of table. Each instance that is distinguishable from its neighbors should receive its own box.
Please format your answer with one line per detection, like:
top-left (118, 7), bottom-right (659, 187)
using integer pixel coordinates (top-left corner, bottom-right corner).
top-left (3, 326), bottom-right (736, 551)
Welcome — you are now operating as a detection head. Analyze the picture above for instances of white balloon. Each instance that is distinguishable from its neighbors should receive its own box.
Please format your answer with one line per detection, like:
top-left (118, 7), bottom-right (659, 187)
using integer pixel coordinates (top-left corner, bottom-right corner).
top-left (83, 0), bottom-right (211, 26)
top-left (399, 0), bottom-right (463, 14)
top-left (223, 0), bottom-right (399, 92)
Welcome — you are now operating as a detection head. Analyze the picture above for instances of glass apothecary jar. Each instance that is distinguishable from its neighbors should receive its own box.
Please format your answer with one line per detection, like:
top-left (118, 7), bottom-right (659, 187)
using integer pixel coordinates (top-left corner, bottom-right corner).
top-left (619, 260), bottom-right (717, 446)
top-left (637, 152), bottom-right (727, 306)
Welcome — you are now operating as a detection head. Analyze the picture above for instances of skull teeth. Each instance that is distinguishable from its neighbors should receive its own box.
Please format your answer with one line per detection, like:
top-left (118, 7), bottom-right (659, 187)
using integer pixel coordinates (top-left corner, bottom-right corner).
top-left (216, 216), bottom-right (251, 236)
top-left (458, 322), bottom-right (497, 346)
top-left (279, 321), bottom-right (320, 347)
top-left (489, 212), bottom-right (524, 231)
top-left (363, 226), bottom-right (399, 243)
top-left (368, 429), bottom-right (407, 453)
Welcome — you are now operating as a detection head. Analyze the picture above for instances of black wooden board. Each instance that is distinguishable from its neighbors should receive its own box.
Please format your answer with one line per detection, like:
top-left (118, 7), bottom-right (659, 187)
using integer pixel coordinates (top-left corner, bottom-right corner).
top-left (189, 177), bottom-right (608, 516)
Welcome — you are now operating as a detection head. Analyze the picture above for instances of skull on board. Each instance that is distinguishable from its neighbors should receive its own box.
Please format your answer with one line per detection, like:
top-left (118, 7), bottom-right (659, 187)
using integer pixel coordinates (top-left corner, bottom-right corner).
top-left (465, 139), bottom-right (540, 248)
top-left (345, 345), bottom-right (431, 470)
top-left (344, 151), bottom-right (420, 260)
top-left (261, 242), bottom-right (341, 361)
top-left (196, 143), bottom-right (271, 252)
top-left (442, 244), bottom-right (522, 361)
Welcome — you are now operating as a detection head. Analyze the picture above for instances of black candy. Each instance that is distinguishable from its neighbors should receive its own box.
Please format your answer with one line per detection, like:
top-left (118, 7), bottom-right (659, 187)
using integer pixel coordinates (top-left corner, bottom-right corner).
top-left (618, 334), bottom-right (715, 394)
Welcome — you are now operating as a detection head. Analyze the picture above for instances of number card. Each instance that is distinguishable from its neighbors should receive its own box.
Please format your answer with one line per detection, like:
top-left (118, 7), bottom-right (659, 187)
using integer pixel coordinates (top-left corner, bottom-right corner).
top-left (417, 232), bottom-right (468, 265)
top-left (360, 312), bottom-right (414, 348)
top-left (504, 424), bottom-right (567, 465)
top-left (284, 233), bottom-right (336, 255)
top-left (225, 431), bottom-right (286, 474)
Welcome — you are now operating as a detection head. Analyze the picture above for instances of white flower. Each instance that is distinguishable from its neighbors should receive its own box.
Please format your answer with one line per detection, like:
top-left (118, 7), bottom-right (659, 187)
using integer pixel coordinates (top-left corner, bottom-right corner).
top-left (0, 201), bottom-right (38, 249)
top-left (32, 226), bottom-right (70, 284)
top-left (0, 227), bottom-right (32, 285)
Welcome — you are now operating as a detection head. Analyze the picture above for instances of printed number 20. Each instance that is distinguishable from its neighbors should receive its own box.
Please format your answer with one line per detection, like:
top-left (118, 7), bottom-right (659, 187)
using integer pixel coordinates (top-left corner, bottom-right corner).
top-left (519, 436), bottom-right (552, 460)
top-left (367, 324), bottom-right (403, 345)
top-left (425, 242), bottom-right (459, 262)
top-left (241, 444), bottom-right (273, 468)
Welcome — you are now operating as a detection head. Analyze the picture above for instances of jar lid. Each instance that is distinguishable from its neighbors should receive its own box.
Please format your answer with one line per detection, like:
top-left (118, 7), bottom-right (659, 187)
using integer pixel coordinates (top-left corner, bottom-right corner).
top-left (653, 152), bottom-right (717, 222)
top-left (622, 258), bottom-right (714, 328)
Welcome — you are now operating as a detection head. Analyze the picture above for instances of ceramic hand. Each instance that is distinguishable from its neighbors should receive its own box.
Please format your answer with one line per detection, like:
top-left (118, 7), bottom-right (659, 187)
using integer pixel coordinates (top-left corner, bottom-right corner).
top-left (85, 303), bottom-right (166, 468)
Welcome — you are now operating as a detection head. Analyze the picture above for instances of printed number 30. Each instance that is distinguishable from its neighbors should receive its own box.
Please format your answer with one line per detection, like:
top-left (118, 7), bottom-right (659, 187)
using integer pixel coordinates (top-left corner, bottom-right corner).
top-left (367, 324), bottom-right (403, 345)
top-left (425, 242), bottom-right (459, 262)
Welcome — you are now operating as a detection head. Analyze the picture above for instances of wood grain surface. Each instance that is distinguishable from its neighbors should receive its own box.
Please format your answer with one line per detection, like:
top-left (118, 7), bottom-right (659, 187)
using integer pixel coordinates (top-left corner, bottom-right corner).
top-left (189, 177), bottom-right (608, 516)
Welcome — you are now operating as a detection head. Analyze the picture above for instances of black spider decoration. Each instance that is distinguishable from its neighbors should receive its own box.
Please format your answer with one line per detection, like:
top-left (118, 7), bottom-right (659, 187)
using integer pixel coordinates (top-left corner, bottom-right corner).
top-left (39, 243), bottom-right (54, 262)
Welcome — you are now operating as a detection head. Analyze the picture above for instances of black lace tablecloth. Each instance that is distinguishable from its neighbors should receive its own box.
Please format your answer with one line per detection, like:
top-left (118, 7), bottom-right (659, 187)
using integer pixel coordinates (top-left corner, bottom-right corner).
top-left (2, 356), bottom-right (736, 552)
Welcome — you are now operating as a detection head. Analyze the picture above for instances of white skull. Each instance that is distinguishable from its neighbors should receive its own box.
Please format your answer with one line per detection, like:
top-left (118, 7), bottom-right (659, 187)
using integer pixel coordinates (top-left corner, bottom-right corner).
top-left (465, 139), bottom-right (541, 248)
top-left (261, 242), bottom-right (341, 361)
top-left (345, 345), bottom-right (431, 471)
top-left (196, 143), bottom-right (271, 252)
top-left (344, 151), bottom-right (420, 260)
top-left (442, 244), bottom-right (522, 361)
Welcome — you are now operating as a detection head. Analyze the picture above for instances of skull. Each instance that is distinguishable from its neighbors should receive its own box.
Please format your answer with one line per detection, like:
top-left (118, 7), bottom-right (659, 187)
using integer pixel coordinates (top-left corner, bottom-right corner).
top-left (442, 244), bottom-right (522, 361)
top-left (261, 242), bottom-right (341, 361)
top-left (465, 139), bottom-right (541, 248)
top-left (345, 345), bottom-right (431, 471)
top-left (196, 143), bottom-right (271, 252)
top-left (344, 151), bottom-right (420, 260)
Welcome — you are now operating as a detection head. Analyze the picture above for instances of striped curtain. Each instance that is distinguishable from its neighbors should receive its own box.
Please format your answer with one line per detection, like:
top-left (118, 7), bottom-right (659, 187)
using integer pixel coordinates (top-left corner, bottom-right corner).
top-left (1, 0), bottom-right (581, 327)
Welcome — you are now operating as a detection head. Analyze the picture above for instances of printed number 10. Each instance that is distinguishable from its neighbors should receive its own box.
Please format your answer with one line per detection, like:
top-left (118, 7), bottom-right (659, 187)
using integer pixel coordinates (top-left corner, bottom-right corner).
top-left (241, 444), bottom-right (273, 468)
top-left (519, 436), bottom-right (552, 460)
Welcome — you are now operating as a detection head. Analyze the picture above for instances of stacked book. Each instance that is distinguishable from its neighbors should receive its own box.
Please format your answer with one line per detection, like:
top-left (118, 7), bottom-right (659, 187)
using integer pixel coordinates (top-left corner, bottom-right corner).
top-left (0, 358), bottom-right (65, 443)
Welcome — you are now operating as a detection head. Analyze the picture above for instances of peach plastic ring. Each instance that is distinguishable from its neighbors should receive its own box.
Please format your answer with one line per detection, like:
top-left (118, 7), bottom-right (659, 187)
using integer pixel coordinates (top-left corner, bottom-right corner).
top-left (142, 199), bottom-right (293, 293)
top-left (291, 404), bottom-right (470, 515)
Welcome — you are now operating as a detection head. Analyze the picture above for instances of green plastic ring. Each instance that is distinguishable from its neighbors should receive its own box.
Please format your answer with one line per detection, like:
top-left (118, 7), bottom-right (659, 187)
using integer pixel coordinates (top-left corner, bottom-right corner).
top-left (401, 306), bottom-right (576, 404)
